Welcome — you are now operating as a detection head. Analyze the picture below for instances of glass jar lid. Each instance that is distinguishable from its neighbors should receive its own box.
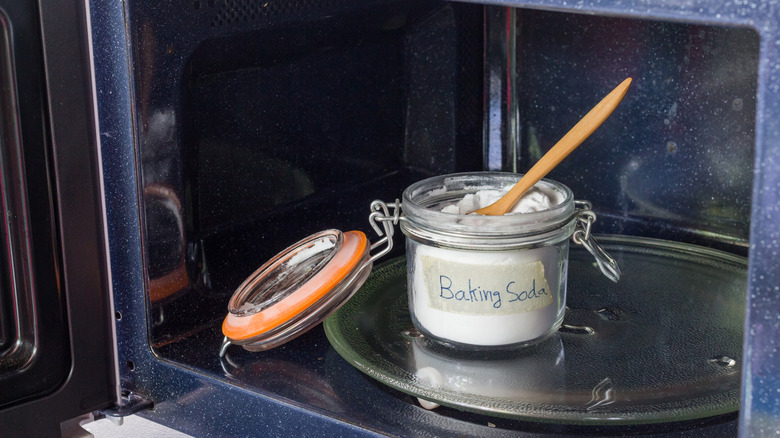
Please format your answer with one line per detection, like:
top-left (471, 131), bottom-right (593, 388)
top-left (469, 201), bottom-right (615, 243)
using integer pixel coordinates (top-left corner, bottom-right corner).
top-left (222, 229), bottom-right (371, 351)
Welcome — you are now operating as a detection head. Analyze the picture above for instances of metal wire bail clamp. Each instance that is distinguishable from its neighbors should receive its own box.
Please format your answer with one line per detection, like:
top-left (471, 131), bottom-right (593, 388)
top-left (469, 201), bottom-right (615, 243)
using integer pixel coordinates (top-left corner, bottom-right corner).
top-left (367, 199), bottom-right (401, 263)
top-left (572, 200), bottom-right (621, 283)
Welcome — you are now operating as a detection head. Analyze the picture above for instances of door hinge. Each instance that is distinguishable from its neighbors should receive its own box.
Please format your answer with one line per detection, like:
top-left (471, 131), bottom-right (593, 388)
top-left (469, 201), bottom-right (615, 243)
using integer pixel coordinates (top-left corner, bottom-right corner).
top-left (97, 389), bottom-right (154, 419)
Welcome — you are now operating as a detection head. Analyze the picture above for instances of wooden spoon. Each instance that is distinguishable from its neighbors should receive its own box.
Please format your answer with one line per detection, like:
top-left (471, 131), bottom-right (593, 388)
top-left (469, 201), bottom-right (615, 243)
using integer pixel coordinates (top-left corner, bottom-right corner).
top-left (472, 77), bottom-right (632, 216)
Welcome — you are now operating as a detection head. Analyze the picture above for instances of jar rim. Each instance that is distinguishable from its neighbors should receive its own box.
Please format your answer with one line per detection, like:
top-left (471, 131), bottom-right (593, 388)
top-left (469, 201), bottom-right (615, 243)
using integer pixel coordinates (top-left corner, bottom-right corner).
top-left (402, 172), bottom-right (575, 238)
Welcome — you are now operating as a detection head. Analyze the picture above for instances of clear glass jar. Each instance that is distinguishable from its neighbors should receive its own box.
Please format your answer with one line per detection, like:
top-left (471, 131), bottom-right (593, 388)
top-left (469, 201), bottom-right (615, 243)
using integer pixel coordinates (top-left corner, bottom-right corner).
top-left (400, 172), bottom-right (576, 348)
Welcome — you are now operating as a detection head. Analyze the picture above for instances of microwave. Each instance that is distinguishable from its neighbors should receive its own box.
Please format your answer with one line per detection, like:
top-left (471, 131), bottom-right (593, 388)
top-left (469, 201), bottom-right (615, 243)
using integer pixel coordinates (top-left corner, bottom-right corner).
top-left (0, 0), bottom-right (777, 436)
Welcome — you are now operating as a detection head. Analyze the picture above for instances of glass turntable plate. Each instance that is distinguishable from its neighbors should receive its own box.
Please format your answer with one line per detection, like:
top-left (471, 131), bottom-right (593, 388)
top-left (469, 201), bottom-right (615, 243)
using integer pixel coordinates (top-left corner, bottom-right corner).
top-left (324, 236), bottom-right (747, 424)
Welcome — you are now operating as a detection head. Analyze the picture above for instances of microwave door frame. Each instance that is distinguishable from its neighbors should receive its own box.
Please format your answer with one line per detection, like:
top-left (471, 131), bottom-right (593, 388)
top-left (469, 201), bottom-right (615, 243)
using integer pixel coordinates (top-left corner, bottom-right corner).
top-left (0, 0), bottom-right (118, 434)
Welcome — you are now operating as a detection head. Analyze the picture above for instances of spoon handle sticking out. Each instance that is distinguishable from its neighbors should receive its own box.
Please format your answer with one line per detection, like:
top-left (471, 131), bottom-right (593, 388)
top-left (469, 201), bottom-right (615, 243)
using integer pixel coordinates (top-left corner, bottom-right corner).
top-left (473, 77), bottom-right (632, 216)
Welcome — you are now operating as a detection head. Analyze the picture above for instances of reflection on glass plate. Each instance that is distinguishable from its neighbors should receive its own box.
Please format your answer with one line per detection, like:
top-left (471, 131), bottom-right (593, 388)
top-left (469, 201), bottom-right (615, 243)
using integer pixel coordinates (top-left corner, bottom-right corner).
top-left (324, 236), bottom-right (746, 425)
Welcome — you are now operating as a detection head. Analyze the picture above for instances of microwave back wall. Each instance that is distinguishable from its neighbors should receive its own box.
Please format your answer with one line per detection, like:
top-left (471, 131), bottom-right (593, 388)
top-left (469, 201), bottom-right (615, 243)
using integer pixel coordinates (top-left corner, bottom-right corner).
top-left (3, 0), bottom-right (779, 435)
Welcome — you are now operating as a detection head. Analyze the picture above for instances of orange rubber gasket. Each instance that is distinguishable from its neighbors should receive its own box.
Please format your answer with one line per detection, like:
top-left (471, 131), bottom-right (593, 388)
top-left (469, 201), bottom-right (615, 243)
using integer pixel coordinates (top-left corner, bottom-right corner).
top-left (222, 230), bottom-right (368, 342)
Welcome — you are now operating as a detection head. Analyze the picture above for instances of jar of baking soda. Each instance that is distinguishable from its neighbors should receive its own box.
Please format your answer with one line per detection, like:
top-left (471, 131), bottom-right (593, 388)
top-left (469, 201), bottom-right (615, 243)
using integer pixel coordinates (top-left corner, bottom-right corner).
top-left (396, 172), bottom-right (619, 348)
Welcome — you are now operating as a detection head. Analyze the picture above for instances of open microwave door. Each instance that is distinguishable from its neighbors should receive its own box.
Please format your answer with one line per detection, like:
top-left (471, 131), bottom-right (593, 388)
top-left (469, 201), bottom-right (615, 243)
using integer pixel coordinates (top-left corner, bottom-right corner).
top-left (0, 0), bottom-right (117, 435)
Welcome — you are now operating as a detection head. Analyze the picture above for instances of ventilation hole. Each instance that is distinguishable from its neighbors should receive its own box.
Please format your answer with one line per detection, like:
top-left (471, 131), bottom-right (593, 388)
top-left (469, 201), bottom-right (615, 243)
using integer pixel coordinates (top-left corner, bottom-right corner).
top-left (127, 360), bottom-right (136, 371)
top-left (210, 0), bottom-right (359, 28)
top-left (115, 311), bottom-right (122, 320)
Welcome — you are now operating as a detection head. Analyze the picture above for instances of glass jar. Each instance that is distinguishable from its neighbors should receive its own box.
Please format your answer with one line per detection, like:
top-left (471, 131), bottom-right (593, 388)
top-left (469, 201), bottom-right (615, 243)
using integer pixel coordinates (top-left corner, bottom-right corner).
top-left (400, 172), bottom-right (586, 348)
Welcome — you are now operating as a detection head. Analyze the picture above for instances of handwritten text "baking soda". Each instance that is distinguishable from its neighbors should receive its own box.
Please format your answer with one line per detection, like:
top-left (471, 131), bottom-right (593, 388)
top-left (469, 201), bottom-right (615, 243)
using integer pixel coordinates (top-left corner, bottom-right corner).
top-left (437, 276), bottom-right (548, 310)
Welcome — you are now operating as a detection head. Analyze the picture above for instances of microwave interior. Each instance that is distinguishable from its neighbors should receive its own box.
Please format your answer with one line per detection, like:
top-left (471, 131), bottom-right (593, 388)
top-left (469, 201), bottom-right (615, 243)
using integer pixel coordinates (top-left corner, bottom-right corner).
top-left (124, 0), bottom-right (758, 434)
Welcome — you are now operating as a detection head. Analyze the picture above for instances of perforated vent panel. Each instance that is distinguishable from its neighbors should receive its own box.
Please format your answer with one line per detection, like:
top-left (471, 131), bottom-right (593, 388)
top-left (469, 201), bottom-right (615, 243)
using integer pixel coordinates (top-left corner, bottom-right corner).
top-left (199, 0), bottom-right (356, 28)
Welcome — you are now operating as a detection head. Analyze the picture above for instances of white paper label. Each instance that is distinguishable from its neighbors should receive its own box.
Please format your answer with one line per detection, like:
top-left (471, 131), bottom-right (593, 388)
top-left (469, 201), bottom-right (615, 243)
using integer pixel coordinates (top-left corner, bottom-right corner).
top-left (420, 255), bottom-right (553, 316)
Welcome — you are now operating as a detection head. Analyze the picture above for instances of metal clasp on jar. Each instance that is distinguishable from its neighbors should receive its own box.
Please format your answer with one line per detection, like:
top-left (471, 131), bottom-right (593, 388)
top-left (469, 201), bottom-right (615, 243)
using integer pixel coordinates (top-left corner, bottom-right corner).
top-left (367, 199), bottom-right (402, 263)
top-left (573, 200), bottom-right (621, 282)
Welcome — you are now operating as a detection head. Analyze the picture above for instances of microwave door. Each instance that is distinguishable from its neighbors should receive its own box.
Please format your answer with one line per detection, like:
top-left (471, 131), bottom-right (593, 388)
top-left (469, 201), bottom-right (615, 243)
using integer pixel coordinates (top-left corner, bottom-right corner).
top-left (0, 0), bottom-right (117, 434)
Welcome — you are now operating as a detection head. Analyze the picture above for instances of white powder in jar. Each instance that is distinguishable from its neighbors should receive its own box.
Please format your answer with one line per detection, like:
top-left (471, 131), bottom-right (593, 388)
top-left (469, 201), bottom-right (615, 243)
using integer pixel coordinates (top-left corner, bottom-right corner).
top-left (410, 243), bottom-right (564, 346)
top-left (440, 185), bottom-right (564, 215)
top-left (408, 183), bottom-right (566, 347)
